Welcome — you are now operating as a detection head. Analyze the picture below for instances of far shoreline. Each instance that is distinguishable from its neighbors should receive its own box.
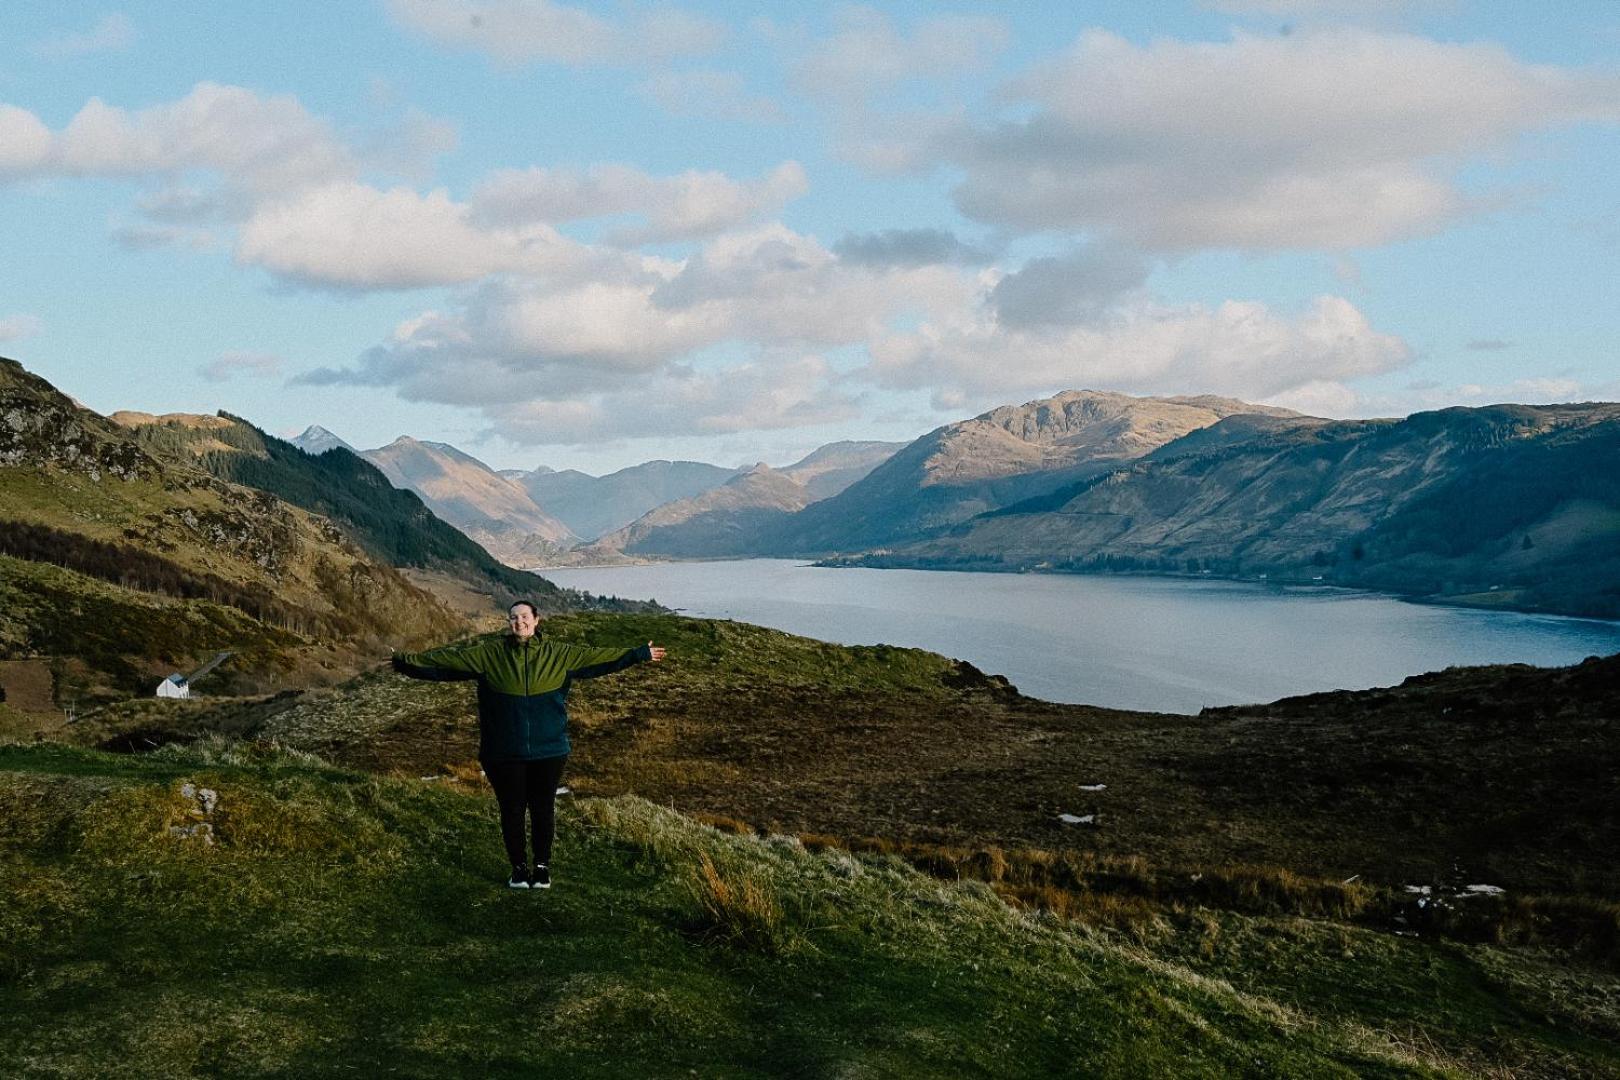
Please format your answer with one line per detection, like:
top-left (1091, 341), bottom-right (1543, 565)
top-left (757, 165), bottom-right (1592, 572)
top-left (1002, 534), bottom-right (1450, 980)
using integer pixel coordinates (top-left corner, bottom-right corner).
top-left (528, 555), bottom-right (1620, 627)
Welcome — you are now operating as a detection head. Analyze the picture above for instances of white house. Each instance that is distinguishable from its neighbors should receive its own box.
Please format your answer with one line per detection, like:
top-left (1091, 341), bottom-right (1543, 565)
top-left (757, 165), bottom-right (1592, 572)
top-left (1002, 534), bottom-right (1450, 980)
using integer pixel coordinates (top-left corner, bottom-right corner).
top-left (153, 652), bottom-right (230, 699)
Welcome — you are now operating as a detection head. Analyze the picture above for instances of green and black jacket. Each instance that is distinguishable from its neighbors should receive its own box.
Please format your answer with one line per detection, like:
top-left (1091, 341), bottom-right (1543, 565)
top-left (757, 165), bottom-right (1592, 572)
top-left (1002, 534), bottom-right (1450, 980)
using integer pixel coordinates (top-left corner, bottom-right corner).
top-left (392, 632), bottom-right (652, 763)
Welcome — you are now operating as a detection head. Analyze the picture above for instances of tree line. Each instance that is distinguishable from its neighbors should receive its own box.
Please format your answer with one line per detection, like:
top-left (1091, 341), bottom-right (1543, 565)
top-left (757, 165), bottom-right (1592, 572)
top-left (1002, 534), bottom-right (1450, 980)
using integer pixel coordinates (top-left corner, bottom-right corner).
top-left (0, 518), bottom-right (330, 637)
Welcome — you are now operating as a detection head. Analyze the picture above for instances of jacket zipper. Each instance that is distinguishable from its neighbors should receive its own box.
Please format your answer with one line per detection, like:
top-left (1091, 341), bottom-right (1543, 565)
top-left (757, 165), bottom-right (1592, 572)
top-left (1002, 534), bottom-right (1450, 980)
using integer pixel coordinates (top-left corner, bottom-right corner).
top-left (522, 638), bottom-right (533, 755)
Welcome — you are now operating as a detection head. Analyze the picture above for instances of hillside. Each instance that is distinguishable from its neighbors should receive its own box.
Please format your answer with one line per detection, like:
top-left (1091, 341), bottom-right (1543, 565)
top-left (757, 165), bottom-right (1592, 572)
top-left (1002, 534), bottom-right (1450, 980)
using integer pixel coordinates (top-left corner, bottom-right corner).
top-left (60, 613), bottom-right (1620, 901)
top-left (110, 409), bottom-right (622, 615)
top-left (0, 358), bottom-right (465, 701)
top-left (755, 391), bottom-right (1300, 556)
top-left (360, 436), bottom-right (577, 566)
top-left (849, 403), bottom-right (1620, 618)
top-left (6, 637), bottom-right (1620, 1075)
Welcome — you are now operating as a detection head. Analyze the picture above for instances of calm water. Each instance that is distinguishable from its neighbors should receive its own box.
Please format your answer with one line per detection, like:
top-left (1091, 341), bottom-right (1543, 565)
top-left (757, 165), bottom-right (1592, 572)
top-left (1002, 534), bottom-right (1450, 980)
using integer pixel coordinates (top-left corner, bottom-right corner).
top-left (538, 560), bottom-right (1620, 714)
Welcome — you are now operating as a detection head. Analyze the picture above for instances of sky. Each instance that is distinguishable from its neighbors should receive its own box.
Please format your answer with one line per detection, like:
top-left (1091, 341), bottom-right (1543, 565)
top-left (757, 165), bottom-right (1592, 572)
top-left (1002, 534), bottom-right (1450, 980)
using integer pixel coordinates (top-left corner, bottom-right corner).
top-left (2, 2), bottom-right (1618, 475)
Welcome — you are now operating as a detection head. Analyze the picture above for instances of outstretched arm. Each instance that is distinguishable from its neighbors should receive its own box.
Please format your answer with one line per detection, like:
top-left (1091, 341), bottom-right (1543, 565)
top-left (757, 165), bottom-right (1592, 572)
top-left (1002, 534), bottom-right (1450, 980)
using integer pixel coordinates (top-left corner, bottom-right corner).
top-left (566, 641), bottom-right (665, 680)
top-left (391, 639), bottom-right (487, 682)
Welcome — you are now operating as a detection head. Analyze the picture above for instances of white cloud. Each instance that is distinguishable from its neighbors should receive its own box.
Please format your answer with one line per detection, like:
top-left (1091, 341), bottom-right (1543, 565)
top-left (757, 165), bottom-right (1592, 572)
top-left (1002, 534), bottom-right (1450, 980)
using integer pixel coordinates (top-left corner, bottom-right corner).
top-left (933, 28), bottom-right (1620, 250)
top-left (309, 224), bottom-right (955, 379)
top-left (33, 13), bottom-right (135, 59)
top-left (869, 294), bottom-right (1411, 411)
top-left (0, 314), bottom-right (44, 342)
top-left (636, 70), bottom-right (784, 124)
top-left (647, 224), bottom-right (976, 345)
top-left (200, 351), bottom-right (284, 382)
top-left (470, 161), bottom-right (808, 244)
top-left (0, 83), bottom-right (357, 196)
top-left (0, 83), bottom-right (819, 291)
top-left (1260, 379), bottom-right (1360, 417)
top-left (483, 353), bottom-right (858, 444)
top-left (385, 0), bottom-right (724, 67)
top-left (483, 277), bottom-right (725, 368)
top-left (0, 106), bottom-right (53, 172)
top-left (235, 181), bottom-right (597, 289)
top-left (296, 225), bottom-right (977, 437)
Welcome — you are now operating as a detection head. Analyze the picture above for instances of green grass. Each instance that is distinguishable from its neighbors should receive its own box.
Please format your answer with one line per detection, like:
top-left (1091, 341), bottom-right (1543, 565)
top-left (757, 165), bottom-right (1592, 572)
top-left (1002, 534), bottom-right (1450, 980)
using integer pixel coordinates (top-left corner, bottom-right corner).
top-left (0, 554), bottom-right (306, 700)
top-left (3, 741), bottom-right (1618, 1077)
top-left (539, 611), bottom-right (971, 693)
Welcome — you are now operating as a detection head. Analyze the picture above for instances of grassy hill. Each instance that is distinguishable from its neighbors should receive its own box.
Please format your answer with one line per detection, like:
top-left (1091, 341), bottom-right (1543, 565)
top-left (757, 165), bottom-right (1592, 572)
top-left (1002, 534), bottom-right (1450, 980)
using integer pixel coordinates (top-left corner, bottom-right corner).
top-left (113, 410), bottom-right (631, 613)
top-left (3, 739), bottom-right (1617, 1077)
top-left (0, 358), bottom-right (469, 703)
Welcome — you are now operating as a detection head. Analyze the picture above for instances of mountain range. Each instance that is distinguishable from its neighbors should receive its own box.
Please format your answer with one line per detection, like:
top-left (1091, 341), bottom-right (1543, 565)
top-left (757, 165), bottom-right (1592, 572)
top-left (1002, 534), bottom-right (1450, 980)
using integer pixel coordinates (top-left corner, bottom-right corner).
top-left (840, 402), bottom-right (1620, 618)
top-left (511, 459), bottom-right (747, 541)
top-left (289, 386), bottom-right (1620, 619)
top-left (581, 441), bottom-right (905, 560)
top-left (292, 427), bottom-right (905, 563)
top-left (751, 392), bottom-right (1300, 556)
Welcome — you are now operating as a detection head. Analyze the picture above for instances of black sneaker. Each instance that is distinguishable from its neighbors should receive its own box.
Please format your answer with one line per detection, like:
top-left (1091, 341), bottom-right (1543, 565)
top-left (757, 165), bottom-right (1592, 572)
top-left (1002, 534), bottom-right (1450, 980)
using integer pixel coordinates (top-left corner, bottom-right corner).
top-left (531, 864), bottom-right (551, 890)
top-left (508, 863), bottom-right (531, 889)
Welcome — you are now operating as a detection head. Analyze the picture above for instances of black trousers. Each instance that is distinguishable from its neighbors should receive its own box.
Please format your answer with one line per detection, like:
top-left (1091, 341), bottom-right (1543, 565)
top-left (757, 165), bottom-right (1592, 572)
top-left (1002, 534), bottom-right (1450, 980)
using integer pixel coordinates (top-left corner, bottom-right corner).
top-left (483, 755), bottom-right (568, 868)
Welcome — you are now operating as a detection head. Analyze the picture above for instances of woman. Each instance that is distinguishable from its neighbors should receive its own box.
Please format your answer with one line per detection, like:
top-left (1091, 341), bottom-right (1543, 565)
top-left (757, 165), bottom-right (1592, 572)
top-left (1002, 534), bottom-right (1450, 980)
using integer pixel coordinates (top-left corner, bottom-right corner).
top-left (393, 600), bottom-right (665, 889)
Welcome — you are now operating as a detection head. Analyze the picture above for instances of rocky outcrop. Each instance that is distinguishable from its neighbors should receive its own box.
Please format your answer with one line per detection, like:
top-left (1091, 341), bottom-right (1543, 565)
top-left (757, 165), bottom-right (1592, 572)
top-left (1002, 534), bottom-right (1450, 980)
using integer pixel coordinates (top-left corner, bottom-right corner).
top-left (1, 359), bottom-right (159, 482)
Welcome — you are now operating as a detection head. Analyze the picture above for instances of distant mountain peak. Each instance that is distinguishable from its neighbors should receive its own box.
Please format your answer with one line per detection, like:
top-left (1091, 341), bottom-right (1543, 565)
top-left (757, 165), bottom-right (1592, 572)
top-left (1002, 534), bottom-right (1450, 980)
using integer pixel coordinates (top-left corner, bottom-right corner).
top-left (290, 425), bottom-right (356, 456)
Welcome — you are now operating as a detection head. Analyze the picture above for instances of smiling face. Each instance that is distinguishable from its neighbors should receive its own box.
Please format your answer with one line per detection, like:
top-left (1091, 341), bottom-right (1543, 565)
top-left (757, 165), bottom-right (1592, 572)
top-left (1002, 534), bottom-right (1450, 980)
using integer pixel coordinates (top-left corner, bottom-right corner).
top-left (507, 602), bottom-right (538, 639)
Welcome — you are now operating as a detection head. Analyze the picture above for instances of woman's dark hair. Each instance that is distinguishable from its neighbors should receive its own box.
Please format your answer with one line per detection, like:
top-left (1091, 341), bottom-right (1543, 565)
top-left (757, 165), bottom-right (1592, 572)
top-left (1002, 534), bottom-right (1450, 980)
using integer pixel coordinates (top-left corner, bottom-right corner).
top-left (508, 599), bottom-right (540, 617)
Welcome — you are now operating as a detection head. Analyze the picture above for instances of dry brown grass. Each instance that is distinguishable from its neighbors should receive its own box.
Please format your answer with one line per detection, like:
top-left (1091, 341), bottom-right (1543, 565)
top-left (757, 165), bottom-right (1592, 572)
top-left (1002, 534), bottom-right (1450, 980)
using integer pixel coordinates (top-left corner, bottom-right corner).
top-left (686, 852), bottom-right (795, 954)
top-left (690, 812), bottom-right (754, 835)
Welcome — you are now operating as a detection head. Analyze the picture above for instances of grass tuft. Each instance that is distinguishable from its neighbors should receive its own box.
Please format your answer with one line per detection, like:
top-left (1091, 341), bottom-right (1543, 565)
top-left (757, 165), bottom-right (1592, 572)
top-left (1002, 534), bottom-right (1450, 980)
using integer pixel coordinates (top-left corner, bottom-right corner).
top-left (685, 852), bottom-right (797, 955)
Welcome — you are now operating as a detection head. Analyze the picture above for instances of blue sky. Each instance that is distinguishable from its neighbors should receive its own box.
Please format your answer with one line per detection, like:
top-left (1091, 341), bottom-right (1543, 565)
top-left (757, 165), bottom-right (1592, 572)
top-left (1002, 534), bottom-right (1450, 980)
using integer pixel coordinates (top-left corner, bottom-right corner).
top-left (2, 2), bottom-right (1618, 474)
